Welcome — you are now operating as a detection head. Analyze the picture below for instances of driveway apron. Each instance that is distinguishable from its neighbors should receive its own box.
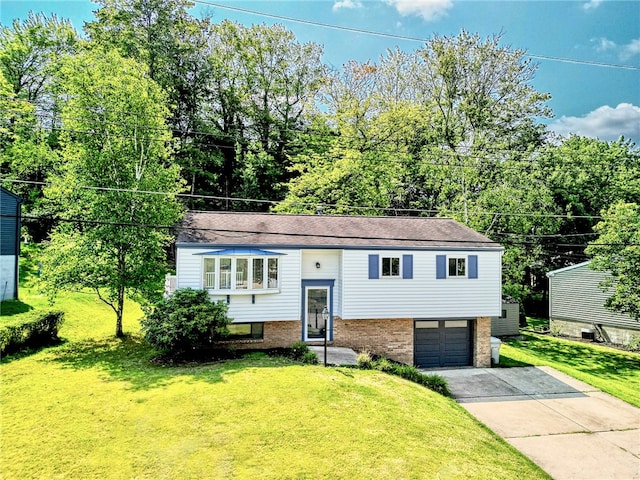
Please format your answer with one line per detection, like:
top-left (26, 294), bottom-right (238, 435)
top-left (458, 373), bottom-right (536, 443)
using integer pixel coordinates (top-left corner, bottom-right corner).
top-left (426, 366), bottom-right (640, 480)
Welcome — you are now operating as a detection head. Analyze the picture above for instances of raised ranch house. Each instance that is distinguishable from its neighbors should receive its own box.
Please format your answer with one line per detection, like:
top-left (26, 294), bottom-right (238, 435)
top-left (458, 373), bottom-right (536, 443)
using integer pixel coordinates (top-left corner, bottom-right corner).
top-left (171, 212), bottom-right (504, 368)
top-left (547, 261), bottom-right (639, 346)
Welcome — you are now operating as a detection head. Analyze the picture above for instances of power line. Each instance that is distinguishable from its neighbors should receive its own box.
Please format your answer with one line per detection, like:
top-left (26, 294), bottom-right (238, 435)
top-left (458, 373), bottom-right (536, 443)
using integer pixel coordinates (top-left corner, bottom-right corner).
top-left (4, 97), bottom-right (638, 164)
top-left (198, 1), bottom-right (640, 71)
top-left (4, 212), bottom-right (633, 247)
top-left (0, 177), bottom-right (606, 220)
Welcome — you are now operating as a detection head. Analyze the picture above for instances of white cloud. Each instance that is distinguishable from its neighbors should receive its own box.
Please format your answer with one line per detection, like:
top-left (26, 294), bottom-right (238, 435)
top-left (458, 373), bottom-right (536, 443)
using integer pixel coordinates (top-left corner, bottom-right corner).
top-left (385, 0), bottom-right (453, 22)
top-left (593, 37), bottom-right (616, 52)
top-left (590, 37), bottom-right (640, 61)
top-left (332, 0), bottom-right (362, 11)
top-left (582, 0), bottom-right (602, 11)
top-left (620, 38), bottom-right (640, 61)
top-left (549, 103), bottom-right (640, 143)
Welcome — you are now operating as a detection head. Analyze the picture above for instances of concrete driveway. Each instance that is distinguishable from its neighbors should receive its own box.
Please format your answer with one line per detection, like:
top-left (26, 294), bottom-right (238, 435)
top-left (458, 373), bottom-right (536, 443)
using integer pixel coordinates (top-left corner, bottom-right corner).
top-left (428, 366), bottom-right (640, 480)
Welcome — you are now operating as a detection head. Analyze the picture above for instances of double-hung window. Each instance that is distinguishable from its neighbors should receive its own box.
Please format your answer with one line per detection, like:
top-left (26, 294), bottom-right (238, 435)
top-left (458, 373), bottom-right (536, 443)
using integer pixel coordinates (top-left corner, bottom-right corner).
top-left (381, 256), bottom-right (401, 277)
top-left (448, 257), bottom-right (466, 277)
top-left (203, 255), bottom-right (279, 291)
top-left (368, 254), bottom-right (413, 279)
top-left (436, 255), bottom-right (478, 279)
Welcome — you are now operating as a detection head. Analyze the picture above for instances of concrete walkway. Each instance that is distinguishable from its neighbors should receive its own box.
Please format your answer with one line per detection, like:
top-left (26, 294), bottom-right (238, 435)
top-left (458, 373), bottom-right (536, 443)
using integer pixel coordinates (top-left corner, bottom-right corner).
top-left (308, 346), bottom-right (358, 366)
top-left (428, 366), bottom-right (640, 480)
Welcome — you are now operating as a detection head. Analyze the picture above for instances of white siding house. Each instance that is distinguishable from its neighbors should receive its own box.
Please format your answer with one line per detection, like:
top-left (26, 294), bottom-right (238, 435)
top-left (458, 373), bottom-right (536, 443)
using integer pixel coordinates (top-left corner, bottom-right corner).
top-left (173, 212), bottom-right (504, 367)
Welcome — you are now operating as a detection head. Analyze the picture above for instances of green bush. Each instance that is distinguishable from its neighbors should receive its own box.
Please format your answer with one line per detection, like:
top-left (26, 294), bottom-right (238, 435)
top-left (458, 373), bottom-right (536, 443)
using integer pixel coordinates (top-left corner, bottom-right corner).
top-left (288, 341), bottom-right (318, 364)
top-left (301, 350), bottom-right (319, 364)
top-left (356, 353), bottom-right (451, 397)
top-left (0, 310), bottom-right (64, 356)
top-left (140, 289), bottom-right (230, 355)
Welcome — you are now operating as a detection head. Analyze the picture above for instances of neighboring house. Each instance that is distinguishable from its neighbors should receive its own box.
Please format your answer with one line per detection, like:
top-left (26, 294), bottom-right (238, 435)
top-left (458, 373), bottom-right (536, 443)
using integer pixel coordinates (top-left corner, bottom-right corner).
top-left (491, 296), bottom-right (520, 336)
top-left (0, 186), bottom-right (22, 301)
top-left (172, 211), bottom-right (504, 368)
top-left (547, 261), bottom-right (639, 345)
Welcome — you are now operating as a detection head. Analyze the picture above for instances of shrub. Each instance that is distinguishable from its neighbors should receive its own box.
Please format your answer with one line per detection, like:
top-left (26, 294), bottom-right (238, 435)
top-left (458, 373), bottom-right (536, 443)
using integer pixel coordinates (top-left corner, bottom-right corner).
top-left (288, 342), bottom-right (319, 364)
top-left (290, 341), bottom-right (310, 360)
top-left (140, 288), bottom-right (230, 355)
top-left (356, 351), bottom-right (374, 369)
top-left (356, 353), bottom-right (452, 397)
top-left (0, 310), bottom-right (64, 356)
top-left (301, 350), bottom-right (319, 364)
top-left (418, 374), bottom-right (451, 396)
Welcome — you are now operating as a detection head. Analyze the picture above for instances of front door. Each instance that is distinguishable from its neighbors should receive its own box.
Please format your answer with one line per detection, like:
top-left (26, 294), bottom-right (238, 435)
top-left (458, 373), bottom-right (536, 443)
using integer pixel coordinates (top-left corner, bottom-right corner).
top-left (305, 287), bottom-right (329, 340)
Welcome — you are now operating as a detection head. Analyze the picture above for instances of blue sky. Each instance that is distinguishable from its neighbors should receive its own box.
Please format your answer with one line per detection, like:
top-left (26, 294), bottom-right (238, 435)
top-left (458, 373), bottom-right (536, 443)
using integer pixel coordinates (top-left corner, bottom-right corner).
top-left (2, 0), bottom-right (639, 144)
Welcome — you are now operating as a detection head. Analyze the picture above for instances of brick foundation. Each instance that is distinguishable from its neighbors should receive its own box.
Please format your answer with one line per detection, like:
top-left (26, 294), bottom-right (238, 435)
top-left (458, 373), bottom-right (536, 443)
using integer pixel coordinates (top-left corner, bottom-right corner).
top-left (221, 321), bottom-right (302, 350)
top-left (474, 316), bottom-right (491, 367)
top-left (333, 317), bottom-right (413, 365)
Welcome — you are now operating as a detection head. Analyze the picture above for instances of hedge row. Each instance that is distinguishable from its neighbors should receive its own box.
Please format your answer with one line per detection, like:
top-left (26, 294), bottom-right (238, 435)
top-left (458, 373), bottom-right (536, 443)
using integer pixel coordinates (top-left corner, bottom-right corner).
top-left (0, 311), bottom-right (65, 357)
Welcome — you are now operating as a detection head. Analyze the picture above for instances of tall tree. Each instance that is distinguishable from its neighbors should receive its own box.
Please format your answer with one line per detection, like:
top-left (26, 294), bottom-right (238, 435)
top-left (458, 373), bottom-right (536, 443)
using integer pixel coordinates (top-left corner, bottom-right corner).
top-left (86, 0), bottom-right (220, 208)
top-left (415, 31), bottom-right (551, 222)
top-left (205, 21), bottom-right (325, 205)
top-left (539, 136), bottom-right (640, 267)
top-left (0, 13), bottom-right (77, 239)
top-left (586, 202), bottom-right (640, 321)
top-left (43, 48), bottom-right (184, 337)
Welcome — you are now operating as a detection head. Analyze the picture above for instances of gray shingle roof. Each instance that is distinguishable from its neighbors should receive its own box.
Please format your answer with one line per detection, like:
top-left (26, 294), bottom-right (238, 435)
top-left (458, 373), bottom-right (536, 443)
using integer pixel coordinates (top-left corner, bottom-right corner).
top-left (178, 211), bottom-right (501, 250)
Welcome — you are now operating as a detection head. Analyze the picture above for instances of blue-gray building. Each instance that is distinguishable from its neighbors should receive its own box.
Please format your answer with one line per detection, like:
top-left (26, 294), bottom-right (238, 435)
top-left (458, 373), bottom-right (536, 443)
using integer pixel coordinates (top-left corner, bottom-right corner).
top-left (0, 186), bottom-right (22, 301)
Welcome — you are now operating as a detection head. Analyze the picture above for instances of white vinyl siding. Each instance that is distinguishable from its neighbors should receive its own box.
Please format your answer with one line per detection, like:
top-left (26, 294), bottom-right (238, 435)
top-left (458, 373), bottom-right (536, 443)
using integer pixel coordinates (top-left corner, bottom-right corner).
top-left (342, 250), bottom-right (501, 320)
top-left (176, 246), bottom-right (301, 323)
top-left (549, 263), bottom-right (638, 331)
top-left (301, 250), bottom-right (342, 318)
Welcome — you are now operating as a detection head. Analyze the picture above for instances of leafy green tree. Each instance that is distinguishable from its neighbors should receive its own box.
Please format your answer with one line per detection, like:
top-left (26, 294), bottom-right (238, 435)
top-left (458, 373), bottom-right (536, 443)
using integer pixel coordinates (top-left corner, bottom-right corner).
top-left (206, 21), bottom-right (326, 205)
top-left (0, 12), bottom-right (77, 102)
top-left (0, 13), bottom-right (76, 239)
top-left (42, 48), bottom-right (184, 337)
top-left (586, 202), bottom-right (640, 321)
top-left (141, 288), bottom-right (230, 355)
top-left (540, 136), bottom-right (640, 266)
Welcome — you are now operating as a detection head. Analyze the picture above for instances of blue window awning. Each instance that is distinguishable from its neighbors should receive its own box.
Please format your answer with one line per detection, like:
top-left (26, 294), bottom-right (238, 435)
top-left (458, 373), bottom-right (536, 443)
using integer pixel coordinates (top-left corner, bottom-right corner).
top-left (195, 248), bottom-right (286, 256)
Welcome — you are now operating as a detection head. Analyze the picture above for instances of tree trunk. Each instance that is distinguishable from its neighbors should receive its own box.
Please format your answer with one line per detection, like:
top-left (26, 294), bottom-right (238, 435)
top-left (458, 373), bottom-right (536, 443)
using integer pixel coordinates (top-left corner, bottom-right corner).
top-left (115, 282), bottom-right (125, 338)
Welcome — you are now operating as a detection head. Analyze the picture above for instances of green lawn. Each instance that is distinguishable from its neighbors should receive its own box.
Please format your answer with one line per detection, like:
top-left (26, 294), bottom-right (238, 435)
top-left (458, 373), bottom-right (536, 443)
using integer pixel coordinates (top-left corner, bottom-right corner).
top-left (1, 288), bottom-right (550, 479)
top-left (500, 333), bottom-right (640, 407)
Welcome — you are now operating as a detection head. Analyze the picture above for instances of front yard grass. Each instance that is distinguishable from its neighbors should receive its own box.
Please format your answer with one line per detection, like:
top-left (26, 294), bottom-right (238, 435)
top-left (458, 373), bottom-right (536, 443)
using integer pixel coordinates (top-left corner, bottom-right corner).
top-left (500, 333), bottom-right (640, 407)
top-left (1, 288), bottom-right (550, 479)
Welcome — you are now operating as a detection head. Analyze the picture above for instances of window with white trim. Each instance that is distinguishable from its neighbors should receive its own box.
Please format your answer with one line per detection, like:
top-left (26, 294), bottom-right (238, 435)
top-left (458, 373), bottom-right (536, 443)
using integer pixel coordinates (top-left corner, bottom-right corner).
top-left (448, 257), bottom-right (466, 277)
top-left (203, 256), bottom-right (279, 291)
top-left (381, 256), bottom-right (400, 277)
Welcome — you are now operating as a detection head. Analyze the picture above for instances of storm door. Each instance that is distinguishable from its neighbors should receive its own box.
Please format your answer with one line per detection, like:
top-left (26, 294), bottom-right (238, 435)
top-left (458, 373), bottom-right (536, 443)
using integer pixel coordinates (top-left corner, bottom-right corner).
top-left (305, 287), bottom-right (329, 340)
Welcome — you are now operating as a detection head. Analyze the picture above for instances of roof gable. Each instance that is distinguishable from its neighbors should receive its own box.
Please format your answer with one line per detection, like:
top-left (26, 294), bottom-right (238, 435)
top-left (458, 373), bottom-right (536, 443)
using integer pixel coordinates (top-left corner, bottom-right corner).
top-left (177, 211), bottom-right (502, 250)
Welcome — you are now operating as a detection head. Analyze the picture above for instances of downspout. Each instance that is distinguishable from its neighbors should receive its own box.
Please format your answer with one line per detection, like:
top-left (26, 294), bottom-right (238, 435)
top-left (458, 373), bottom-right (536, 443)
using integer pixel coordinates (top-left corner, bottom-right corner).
top-left (14, 196), bottom-right (22, 300)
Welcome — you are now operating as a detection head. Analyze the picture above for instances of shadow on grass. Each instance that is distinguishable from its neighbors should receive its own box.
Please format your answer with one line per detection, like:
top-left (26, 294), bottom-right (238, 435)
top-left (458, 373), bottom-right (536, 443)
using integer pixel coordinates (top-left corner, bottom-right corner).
top-left (502, 333), bottom-right (640, 378)
top-left (0, 299), bottom-right (34, 316)
top-left (0, 339), bottom-right (64, 364)
top-left (48, 336), bottom-right (296, 391)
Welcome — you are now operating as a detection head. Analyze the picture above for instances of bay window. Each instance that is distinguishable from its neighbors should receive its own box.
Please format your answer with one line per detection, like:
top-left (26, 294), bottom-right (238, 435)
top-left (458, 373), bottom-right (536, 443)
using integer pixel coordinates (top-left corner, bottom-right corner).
top-left (203, 255), bottom-right (279, 291)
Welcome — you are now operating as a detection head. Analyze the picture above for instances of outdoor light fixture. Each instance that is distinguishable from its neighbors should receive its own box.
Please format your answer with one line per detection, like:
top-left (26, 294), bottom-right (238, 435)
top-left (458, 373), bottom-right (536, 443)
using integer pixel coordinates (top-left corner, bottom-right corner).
top-left (315, 262), bottom-right (321, 269)
top-left (322, 306), bottom-right (330, 367)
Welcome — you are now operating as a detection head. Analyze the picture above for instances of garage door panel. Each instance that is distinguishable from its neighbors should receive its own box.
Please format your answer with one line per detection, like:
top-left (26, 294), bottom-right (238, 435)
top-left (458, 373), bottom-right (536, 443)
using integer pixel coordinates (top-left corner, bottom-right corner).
top-left (414, 319), bottom-right (472, 368)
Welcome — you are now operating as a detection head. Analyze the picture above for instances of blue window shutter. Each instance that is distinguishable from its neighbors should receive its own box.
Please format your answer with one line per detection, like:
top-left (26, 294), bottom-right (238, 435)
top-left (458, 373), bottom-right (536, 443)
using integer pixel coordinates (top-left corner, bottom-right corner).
top-left (402, 254), bottom-right (413, 279)
top-left (468, 255), bottom-right (478, 279)
top-left (368, 254), bottom-right (379, 279)
top-left (436, 255), bottom-right (446, 279)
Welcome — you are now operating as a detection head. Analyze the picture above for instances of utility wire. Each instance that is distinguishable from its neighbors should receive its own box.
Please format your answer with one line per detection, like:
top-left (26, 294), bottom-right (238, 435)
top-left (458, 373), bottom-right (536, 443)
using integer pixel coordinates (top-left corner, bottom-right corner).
top-left (3, 212), bottom-right (633, 247)
top-left (0, 177), bottom-right (606, 220)
top-left (198, 1), bottom-right (640, 71)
